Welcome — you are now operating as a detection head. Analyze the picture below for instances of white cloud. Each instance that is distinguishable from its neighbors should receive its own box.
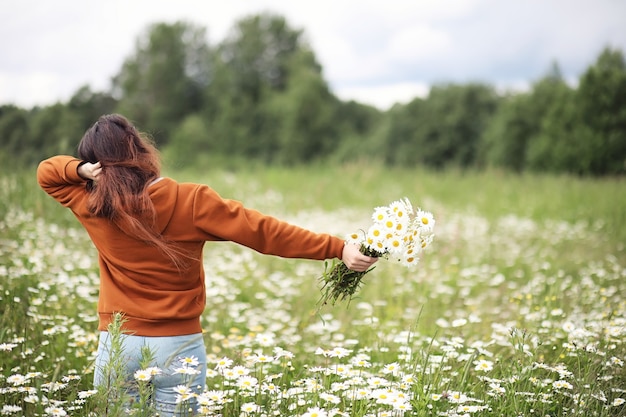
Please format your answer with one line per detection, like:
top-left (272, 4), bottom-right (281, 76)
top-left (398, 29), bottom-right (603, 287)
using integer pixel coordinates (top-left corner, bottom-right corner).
top-left (0, 72), bottom-right (66, 107)
top-left (334, 82), bottom-right (430, 110)
top-left (1, 0), bottom-right (625, 109)
top-left (388, 25), bottom-right (452, 63)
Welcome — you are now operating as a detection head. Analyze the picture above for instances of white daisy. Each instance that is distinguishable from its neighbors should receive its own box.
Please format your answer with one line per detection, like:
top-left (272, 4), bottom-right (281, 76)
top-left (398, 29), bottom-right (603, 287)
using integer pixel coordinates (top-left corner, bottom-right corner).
top-left (474, 359), bottom-right (494, 372)
top-left (371, 206), bottom-right (389, 223)
top-left (366, 224), bottom-right (384, 243)
top-left (173, 385), bottom-right (193, 396)
top-left (134, 369), bottom-right (152, 382)
top-left (179, 356), bottom-right (199, 367)
top-left (385, 235), bottom-right (404, 254)
top-left (302, 406), bottom-right (328, 417)
top-left (174, 366), bottom-right (201, 375)
top-left (416, 209), bottom-right (435, 231)
top-left (232, 365), bottom-right (250, 376)
top-left (345, 231), bottom-right (363, 244)
top-left (214, 357), bottom-right (233, 369)
top-left (327, 346), bottom-right (351, 358)
top-left (320, 392), bottom-right (341, 404)
top-left (236, 375), bottom-right (259, 390)
top-left (7, 374), bottom-right (26, 386)
top-left (44, 407), bottom-right (67, 417)
top-left (401, 248), bottom-right (420, 267)
top-left (240, 402), bottom-right (261, 413)
top-left (552, 380), bottom-right (573, 390)
top-left (382, 362), bottom-right (401, 376)
top-left (612, 398), bottom-right (625, 406)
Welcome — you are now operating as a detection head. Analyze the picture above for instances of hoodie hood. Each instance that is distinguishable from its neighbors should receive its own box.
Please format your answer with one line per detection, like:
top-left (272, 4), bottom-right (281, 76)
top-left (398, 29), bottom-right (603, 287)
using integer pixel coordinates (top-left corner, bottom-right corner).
top-left (148, 177), bottom-right (178, 234)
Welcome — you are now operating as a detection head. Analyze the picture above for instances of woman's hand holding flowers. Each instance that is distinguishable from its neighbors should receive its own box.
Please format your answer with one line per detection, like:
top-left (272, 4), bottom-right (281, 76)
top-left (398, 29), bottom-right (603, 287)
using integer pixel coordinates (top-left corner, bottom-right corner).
top-left (341, 243), bottom-right (378, 272)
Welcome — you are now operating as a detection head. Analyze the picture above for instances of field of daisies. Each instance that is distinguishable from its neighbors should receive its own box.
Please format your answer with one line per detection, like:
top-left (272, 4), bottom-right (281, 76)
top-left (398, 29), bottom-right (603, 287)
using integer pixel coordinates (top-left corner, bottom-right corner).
top-left (1, 165), bottom-right (625, 417)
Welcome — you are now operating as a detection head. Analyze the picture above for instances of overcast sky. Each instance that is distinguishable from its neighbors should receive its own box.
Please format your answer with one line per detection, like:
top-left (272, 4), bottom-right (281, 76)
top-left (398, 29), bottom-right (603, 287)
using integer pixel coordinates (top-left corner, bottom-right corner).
top-left (2, 0), bottom-right (625, 110)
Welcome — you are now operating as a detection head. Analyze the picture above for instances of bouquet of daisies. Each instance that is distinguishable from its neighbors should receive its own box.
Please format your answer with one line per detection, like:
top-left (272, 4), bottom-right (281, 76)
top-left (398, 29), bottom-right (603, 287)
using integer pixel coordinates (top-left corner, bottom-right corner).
top-left (319, 198), bottom-right (435, 307)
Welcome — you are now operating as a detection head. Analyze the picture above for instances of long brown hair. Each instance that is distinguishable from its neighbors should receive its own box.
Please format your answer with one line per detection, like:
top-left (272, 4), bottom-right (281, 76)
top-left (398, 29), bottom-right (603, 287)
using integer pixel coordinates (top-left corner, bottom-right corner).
top-left (78, 114), bottom-right (186, 267)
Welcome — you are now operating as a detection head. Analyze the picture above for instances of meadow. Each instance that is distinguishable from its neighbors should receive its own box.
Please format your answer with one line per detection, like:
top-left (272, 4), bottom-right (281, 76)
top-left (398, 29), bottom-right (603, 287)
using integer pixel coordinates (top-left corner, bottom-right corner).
top-left (1, 164), bottom-right (625, 416)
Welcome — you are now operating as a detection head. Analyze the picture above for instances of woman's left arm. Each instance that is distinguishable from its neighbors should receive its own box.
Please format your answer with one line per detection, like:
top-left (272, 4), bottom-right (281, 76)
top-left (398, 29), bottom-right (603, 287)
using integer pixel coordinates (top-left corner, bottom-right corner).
top-left (341, 243), bottom-right (378, 272)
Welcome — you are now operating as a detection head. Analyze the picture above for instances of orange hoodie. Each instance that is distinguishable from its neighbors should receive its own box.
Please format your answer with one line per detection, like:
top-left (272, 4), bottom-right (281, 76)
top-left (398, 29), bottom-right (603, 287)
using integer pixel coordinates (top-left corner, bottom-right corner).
top-left (37, 156), bottom-right (345, 336)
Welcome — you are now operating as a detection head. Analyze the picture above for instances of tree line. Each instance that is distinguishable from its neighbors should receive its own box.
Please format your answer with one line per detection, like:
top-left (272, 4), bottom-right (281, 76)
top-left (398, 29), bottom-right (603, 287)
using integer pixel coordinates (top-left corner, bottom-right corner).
top-left (1, 13), bottom-right (625, 175)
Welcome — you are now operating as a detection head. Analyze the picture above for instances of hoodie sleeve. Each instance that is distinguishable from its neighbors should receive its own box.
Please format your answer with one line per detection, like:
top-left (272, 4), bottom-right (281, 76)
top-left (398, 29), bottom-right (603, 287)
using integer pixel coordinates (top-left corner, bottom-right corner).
top-left (37, 155), bottom-right (88, 209)
top-left (191, 184), bottom-right (345, 260)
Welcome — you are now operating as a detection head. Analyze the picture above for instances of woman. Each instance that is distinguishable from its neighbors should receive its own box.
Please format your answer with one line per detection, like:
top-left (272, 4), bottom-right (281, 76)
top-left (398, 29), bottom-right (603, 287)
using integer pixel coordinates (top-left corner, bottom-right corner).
top-left (37, 113), bottom-right (378, 414)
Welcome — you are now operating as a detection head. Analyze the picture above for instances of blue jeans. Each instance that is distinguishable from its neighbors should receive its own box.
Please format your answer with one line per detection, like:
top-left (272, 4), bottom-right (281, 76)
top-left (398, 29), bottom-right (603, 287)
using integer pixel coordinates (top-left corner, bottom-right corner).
top-left (94, 331), bottom-right (206, 415)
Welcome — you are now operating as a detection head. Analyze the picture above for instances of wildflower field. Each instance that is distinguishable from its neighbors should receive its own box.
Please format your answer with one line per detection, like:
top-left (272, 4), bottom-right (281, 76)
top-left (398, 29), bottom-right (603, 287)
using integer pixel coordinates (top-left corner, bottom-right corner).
top-left (1, 165), bottom-right (625, 417)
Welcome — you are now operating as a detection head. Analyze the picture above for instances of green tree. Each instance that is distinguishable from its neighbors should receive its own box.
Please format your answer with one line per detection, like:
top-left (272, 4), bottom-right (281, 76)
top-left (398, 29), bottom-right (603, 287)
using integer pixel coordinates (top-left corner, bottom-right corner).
top-left (28, 104), bottom-right (82, 164)
top-left (165, 114), bottom-right (212, 169)
top-left (67, 85), bottom-right (117, 134)
top-left (203, 74), bottom-right (278, 161)
top-left (113, 21), bottom-right (212, 145)
top-left (0, 105), bottom-right (31, 165)
top-left (481, 92), bottom-right (534, 171)
top-left (330, 100), bottom-right (383, 163)
top-left (481, 62), bottom-right (565, 172)
top-left (528, 87), bottom-right (580, 172)
top-left (205, 13), bottom-right (332, 163)
top-left (524, 66), bottom-right (578, 172)
top-left (383, 84), bottom-right (498, 168)
top-left (382, 98), bottom-right (425, 166)
top-left (218, 13), bottom-right (305, 98)
top-left (576, 47), bottom-right (626, 175)
top-left (269, 49), bottom-right (340, 163)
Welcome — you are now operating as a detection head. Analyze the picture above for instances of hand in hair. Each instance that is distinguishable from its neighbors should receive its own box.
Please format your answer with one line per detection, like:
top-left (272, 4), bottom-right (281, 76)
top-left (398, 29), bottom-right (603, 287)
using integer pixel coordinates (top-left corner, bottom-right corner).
top-left (78, 161), bottom-right (102, 182)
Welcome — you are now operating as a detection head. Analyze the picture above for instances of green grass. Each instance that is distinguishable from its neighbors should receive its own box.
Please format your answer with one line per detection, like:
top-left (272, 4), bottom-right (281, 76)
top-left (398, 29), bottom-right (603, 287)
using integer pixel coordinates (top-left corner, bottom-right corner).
top-left (170, 163), bottom-right (626, 250)
top-left (1, 164), bottom-right (625, 416)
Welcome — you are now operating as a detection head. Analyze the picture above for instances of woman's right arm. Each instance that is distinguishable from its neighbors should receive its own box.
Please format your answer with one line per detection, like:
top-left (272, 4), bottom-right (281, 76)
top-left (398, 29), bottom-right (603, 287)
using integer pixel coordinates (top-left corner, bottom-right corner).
top-left (77, 161), bottom-right (102, 181)
top-left (37, 155), bottom-right (87, 208)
